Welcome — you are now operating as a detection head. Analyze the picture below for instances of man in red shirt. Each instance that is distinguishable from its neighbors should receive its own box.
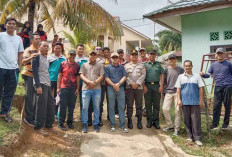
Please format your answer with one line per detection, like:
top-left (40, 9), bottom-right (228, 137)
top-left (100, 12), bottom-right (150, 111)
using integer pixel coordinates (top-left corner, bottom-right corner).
top-left (138, 48), bottom-right (149, 64)
top-left (57, 50), bottom-right (80, 131)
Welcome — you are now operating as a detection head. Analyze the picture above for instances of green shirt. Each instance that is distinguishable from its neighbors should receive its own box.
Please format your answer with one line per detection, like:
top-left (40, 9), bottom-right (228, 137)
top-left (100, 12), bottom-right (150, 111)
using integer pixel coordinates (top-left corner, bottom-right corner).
top-left (144, 61), bottom-right (164, 82)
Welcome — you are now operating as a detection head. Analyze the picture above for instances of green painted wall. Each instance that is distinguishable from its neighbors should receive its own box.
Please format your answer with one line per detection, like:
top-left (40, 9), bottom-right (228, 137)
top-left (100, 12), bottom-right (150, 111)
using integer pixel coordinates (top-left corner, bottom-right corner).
top-left (181, 7), bottom-right (232, 73)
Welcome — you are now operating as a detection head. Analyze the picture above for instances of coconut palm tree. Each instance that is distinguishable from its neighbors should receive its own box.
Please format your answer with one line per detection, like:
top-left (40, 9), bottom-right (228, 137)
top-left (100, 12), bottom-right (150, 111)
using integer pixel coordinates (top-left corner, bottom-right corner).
top-left (155, 30), bottom-right (181, 53)
top-left (0, 0), bottom-right (121, 38)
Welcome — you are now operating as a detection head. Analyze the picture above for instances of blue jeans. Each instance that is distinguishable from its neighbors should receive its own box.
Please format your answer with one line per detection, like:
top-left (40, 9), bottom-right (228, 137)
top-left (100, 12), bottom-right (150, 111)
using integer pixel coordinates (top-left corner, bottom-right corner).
top-left (0, 68), bottom-right (18, 115)
top-left (82, 89), bottom-right (101, 125)
top-left (107, 86), bottom-right (125, 128)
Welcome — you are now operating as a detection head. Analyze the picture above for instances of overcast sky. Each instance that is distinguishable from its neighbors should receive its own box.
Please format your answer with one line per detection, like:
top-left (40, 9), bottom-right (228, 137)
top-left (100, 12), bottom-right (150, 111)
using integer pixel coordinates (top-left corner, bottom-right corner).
top-left (93, 0), bottom-right (179, 39)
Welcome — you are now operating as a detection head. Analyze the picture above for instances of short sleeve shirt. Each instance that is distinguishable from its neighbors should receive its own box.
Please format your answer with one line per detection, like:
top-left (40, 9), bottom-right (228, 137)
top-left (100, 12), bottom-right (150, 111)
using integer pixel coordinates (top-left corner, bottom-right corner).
top-left (164, 66), bottom-right (184, 93)
top-left (48, 54), bottom-right (66, 81)
top-left (144, 61), bottom-right (164, 82)
top-left (21, 45), bottom-right (38, 77)
top-left (105, 64), bottom-right (127, 84)
top-left (58, 61), bottom-right (80, 89)
top-left (0, 32), bottom-right (24, 69)
top-left (175, 73), bottom-right (204, 105)
top-left (79, 62), bottom-right (104, 90)
top-left (208, 60), bottom-right (232, 87)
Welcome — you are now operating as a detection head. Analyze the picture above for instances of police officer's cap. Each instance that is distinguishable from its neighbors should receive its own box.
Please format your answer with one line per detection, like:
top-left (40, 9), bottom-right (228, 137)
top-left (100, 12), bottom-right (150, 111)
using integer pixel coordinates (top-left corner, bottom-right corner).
top-left (130, 49), bottom-right (138, 55)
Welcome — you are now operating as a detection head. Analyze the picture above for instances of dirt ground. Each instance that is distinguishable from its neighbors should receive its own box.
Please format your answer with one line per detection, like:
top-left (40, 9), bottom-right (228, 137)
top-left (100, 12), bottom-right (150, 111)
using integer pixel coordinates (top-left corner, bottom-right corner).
top-left (0, 120), bottom-right (82, 157)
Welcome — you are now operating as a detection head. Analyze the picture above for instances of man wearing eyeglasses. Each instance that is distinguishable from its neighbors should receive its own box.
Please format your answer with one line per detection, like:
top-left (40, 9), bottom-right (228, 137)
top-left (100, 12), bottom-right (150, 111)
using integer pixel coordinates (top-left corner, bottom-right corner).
top-left (143, 50), bottom-right (164, 129)
top-left (105, 53), bottom-right (128, 133)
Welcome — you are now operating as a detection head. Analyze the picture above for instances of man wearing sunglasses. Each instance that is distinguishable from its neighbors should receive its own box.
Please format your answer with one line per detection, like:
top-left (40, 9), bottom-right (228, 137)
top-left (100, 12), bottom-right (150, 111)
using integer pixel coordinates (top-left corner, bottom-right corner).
top-left (105, 53), bottom-right (128, 133)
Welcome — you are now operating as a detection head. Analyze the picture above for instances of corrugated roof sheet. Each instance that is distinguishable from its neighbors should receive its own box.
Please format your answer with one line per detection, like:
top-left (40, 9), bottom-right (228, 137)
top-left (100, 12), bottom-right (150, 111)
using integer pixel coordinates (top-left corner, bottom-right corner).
top-left (144, 0), bottom-right (226, 17)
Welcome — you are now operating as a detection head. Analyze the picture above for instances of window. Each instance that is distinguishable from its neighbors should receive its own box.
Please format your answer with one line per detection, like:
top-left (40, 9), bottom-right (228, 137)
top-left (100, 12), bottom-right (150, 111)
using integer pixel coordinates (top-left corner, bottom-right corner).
top-left (224, 31), bottom-right (232, 40)
top-left (210, 32), bottom-right (219, 41)
top-left (210, 44), bottom-right (232, 53)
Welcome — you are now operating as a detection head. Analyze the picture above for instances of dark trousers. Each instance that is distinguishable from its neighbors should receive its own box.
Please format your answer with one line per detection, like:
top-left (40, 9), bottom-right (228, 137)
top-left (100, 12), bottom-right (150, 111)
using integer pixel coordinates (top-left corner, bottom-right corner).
top-left (34, 84), bottom-right (55, 130)
top-left (23, 75), bottom-right (36, 122)
top-left (212, 86), bottom-right (232, 127)
top-left (126, 89), bottom-right (143, 118)
top-left (100, 85), bottom-right (108, 115)
top-left (0, 68), bottom-right (18, 115)
top-left (182, 105), bottom-right (202, 141)
top-left (59, 88), bottom-right (76, 125)
top-left (144, 83), bottom-right (161, 126)
top-left (51, 81), bottom-right (58, 114)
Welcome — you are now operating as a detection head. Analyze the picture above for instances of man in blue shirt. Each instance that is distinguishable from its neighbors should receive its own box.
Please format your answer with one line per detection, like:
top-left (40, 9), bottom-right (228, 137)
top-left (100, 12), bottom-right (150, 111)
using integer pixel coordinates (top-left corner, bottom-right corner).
top-left (105, 53), bottom-right (128, 133)
top-left (175, 60), bottom-right (204, 146)
top-left (201, 48), bottom-right (232, 130)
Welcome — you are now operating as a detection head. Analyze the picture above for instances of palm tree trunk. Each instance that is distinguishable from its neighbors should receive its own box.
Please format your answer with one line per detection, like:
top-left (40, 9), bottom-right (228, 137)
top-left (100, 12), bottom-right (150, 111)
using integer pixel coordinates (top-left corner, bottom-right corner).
top-left (28, 0), bottom-right (35, 32)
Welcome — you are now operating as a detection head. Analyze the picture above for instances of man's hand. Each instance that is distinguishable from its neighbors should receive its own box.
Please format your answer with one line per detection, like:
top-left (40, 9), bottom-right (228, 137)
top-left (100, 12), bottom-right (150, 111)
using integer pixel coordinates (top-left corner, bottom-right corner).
top-left (159, 86), bottom-right (163, 93)
top-left (177, 99), bottom-right (182, 107)
top-left (199, 100), bottom-right (204, 108)
top-left (115, 83), bottom-right (120, 92)
top-left (36, 87), bottom-right (42, 95)
top-left (131, 83), bottom-right (138, 89)
top-left (199, 72), bottom-right (204, 76)
top-left (143, 86), bottom-right (148, 94)
top-left (31, 53), bottom-right (39, 58)
top-left (87, 81), bottom-right (95, 89)
top-left (57, 88), bottom-right (60, 94)
top-left (75, 89), bottom-right (79, 96)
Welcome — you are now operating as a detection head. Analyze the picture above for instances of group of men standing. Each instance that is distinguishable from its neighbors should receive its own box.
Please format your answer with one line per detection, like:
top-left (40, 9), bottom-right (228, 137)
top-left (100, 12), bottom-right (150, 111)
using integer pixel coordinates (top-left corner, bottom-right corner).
top-left (0, 17), bottom-right (232, 147)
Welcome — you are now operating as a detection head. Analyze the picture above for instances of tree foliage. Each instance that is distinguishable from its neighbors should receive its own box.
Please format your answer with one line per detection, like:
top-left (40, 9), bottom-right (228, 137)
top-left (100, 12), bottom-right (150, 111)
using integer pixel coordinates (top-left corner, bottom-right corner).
top-left (155, 30), bottom-right (181, 54)
top-left (0, 0), bottom-right (121, 38)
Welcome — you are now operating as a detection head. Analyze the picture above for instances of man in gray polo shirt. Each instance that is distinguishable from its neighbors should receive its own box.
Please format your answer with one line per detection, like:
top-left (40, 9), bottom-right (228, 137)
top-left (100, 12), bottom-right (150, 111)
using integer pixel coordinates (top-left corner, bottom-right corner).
top-left (80, 51), bottom-right (104, 133)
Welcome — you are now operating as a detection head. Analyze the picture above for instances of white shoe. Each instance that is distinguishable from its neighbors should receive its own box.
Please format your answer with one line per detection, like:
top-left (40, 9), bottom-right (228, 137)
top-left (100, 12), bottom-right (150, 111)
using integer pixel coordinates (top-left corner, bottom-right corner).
top-left (110, 127), bottom-right (116, 132)
top-left (186, 138), bottom-right (193, 142)
top-left (119, 127), bottom-right (128, 133)
top-left (115, 114), bottom-right (119, 119)
top-left (173, 130), bottom-right (179, 136)
top-left (195, 140), bottom-right (203, 146)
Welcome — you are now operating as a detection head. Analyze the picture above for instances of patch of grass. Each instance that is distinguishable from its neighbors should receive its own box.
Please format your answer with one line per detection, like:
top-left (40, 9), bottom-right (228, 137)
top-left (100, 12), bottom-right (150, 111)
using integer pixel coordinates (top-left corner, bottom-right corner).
top-left (161, 104), bottom-right (232, 157)
top-left (15, 73), bottom-right (25, 96)
top-left (0, 107), bottom-right (21, 146)
top-left (49, 149), bottom-right (68, 157)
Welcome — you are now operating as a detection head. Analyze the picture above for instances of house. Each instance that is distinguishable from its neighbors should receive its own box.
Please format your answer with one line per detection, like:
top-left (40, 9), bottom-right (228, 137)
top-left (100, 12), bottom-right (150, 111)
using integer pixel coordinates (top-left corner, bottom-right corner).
top-left (97, 19), bottom-right (153, 53)
top-left (144, 0), bottom-right (232, 73)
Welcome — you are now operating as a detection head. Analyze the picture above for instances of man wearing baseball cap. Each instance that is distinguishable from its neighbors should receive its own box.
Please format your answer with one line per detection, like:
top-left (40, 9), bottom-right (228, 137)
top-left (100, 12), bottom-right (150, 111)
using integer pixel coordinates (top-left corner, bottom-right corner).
top-left (117, 49), bottom-right (127, 65)
top-left (105, 52), bottom-right (128, 133)
top-left (201, 47), bottom-right (232, 130)
top-left (162, 54), bottom-right (184, 135)
top-left (143, 50), bottom-right (164, 129)
top-left (57, 50), bottom-right (80, 131)
top-left (138, 48), bottom-right (149, 64)
top-left (79, 51), bottom-right (104, 133)
top-left (125, 50), bottom-right (146, 129)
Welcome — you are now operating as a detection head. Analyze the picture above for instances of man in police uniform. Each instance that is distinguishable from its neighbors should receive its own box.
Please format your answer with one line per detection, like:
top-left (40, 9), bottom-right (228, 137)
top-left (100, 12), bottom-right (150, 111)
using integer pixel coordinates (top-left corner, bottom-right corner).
top-left (125, 50), bottom-right (146, 129)
top-left (143, 50), bottom-right (164, 129)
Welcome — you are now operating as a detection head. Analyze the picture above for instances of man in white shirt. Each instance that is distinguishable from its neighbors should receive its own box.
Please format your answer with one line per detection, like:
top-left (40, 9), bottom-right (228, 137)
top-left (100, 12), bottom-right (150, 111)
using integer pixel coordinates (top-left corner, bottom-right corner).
top-left (0, 17), bottom-right (24, 122)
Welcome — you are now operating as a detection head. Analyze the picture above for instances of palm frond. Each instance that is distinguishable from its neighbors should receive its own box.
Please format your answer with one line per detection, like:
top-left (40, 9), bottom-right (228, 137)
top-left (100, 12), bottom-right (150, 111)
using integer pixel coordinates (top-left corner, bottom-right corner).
top-left (0, 0), bottom-right (26, 24)
top-left (53, 0), bottom-right (121, 39)
top-left (63, 30), bottom-right (77, 48)
top-left (39, 1), bottom-right (56, 33)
